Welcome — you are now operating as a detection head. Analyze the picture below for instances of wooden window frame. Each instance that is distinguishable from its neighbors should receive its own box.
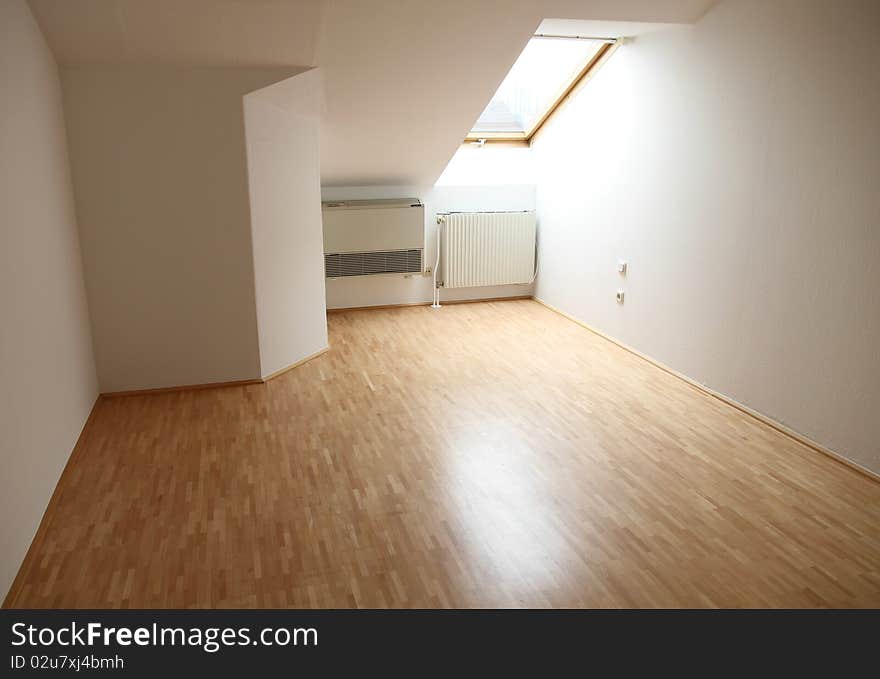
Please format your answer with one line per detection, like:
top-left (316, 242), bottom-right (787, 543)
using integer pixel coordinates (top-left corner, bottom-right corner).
top-left (464, 40), bottom-right (617, 147)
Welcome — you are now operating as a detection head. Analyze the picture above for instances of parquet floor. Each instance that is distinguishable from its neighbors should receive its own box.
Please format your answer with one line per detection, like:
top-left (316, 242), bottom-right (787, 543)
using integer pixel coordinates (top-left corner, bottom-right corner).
top-left (6, 300), bottom-right (880, 607)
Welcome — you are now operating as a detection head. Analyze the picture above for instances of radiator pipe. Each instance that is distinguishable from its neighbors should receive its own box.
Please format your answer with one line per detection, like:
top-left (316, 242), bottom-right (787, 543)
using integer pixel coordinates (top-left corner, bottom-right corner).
top-left (432, 216), bottom-right (443, 308)
top-left (528, 231), bottom-right (539, 285)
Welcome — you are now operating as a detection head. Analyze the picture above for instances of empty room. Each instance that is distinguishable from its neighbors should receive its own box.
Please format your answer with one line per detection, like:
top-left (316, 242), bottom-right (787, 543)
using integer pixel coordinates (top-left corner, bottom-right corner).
top-left (1, 0), bottom-right (879, 668)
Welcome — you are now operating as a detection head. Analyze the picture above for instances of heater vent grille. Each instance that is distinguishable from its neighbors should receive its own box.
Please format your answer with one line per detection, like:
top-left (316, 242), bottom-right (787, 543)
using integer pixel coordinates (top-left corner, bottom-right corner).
top-left (324, 249), bottom-right (423, 278)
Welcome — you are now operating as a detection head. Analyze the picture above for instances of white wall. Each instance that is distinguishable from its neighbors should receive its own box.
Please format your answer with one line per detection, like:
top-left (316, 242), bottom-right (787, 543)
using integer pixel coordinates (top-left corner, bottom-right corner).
top-left (61, 65), bottom-right (300, 392)
top-left (321, 184), bottom-right (537, 309)
top-left (533, 0), bottom-right (880, 473)
top-left (245, 69), bottom-right (328, 378)
top-left (0, 0), bottom-right (98, 600)
top-left (435, 145), bottom-right (535, 187)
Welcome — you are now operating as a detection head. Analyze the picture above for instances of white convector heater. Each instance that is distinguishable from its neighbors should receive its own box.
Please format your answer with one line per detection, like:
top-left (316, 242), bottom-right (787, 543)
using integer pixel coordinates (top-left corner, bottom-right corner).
top-left (440, 211), bottom-right (536, 289)
top-left (322, 198), bottom-right (425, 278)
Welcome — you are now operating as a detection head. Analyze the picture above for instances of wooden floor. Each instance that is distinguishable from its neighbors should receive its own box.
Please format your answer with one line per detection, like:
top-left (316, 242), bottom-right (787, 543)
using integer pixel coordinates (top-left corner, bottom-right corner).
top-left (7, 300), bottom-right (880, 608)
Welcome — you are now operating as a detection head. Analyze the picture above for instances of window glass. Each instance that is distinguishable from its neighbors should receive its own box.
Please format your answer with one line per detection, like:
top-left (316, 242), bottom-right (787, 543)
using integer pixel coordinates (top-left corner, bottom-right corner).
top-left (470, 37), bottom-right (605, 136)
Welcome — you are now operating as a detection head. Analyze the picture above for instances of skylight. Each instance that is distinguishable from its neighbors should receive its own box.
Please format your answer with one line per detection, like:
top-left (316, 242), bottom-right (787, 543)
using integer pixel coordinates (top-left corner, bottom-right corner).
top-left (467, 36), bottom-right (611, 142)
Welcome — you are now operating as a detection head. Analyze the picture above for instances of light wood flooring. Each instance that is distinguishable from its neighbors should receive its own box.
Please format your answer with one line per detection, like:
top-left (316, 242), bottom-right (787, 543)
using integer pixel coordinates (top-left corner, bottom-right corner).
top-left (6, 300), bottom-right (880, 607)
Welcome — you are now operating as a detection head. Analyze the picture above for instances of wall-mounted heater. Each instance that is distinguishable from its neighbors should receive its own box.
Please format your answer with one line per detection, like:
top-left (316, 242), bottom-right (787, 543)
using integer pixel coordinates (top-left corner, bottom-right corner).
top-left (321, 198), bottom-right (425, 278)
top-left (432, 211), bottom-right (536, 306)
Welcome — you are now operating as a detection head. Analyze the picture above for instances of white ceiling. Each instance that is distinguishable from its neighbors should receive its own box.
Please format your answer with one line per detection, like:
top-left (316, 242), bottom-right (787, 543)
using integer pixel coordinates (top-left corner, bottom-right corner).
top-left (28, 0), bottom-right (717, 186)
top-left (27, 0), bottom-right (323, 66)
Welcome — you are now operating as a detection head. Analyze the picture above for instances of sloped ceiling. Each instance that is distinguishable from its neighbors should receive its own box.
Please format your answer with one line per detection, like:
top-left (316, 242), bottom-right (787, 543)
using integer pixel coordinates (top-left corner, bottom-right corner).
top-left (316, 0), bottom-right (716, 185)
top-left (28, 0), bottom-right (716, 186)
top-left (26, 0), bottom-right (323, 66)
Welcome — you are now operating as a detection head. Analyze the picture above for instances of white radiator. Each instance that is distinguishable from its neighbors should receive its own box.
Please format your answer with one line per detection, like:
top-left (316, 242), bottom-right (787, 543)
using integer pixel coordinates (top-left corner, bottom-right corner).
top-left (440, 211), bottom-right (536, 289)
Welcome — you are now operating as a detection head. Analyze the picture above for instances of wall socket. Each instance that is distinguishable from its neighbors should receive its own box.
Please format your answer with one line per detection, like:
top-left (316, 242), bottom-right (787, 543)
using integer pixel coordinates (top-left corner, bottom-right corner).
top-left (616, 290), bottom-right (625, 304)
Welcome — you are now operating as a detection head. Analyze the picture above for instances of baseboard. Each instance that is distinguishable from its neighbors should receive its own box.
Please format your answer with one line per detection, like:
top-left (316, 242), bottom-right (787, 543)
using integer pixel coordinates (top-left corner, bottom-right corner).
top-left (532, 296), bottom-right (880, 484)
top-left (2, 395), bottom-right (103, 609)
top-left (327, 295), bottom-right (532, 313)
top-left (101, 348), bottom-right (331, 397)
top-left (102, 377), bottom-right (263, 398)
top-left (261, 346), bottom-right (329, 382)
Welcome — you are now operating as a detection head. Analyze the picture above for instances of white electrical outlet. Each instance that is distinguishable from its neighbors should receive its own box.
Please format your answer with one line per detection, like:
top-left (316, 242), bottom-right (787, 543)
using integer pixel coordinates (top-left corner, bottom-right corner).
top-left (616, 290), bottom-right (625, 304)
